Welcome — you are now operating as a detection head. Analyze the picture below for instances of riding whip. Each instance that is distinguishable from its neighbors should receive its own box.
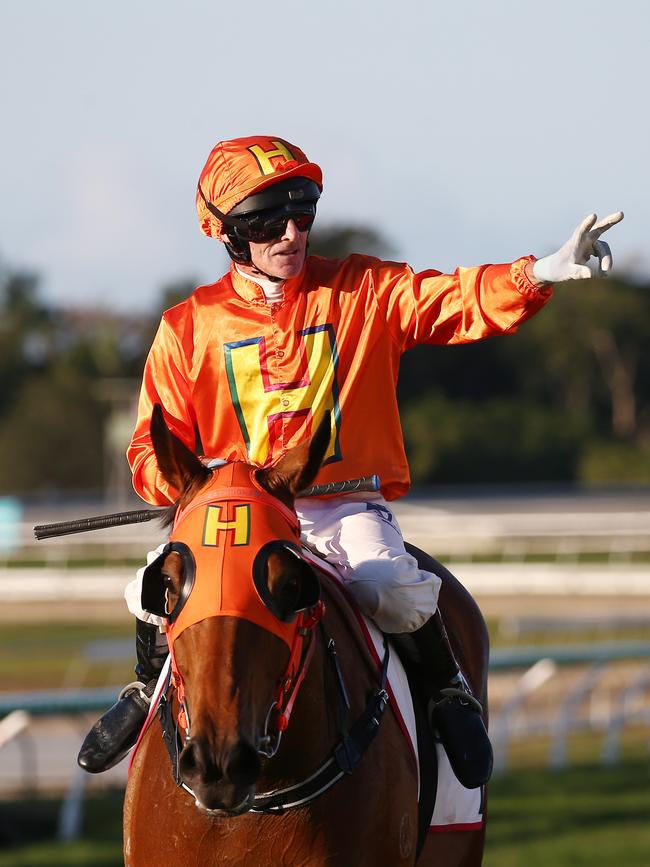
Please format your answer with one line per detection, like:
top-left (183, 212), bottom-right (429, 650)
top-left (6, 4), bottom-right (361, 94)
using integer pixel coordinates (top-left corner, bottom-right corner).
top-left (33, 474), bottom-right (381, 540)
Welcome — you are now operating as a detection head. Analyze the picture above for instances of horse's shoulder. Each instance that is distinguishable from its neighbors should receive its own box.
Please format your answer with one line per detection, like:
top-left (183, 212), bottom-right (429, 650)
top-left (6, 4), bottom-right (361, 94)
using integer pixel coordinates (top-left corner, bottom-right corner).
top-left (309, 564), bottom-right (379, 670)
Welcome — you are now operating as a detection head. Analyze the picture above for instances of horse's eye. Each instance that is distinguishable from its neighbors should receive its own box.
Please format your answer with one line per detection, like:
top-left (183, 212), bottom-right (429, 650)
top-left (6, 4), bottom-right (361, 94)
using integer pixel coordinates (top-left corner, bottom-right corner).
top-left (162, 572), bottom-right (177, 593)
top-left (253, 543), bottom-right (321, 623)
top-left (283, 576), bottom-right (299, 595)
top-left (142, 545), bottom-right (194, 622)
top-left (266, 563), bottom-right (302, 621)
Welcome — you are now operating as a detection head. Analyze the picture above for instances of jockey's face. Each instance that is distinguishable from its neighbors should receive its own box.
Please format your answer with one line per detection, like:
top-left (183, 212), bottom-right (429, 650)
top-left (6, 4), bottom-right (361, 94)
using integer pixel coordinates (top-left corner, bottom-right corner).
top-left (249, 218), bottom-right (308, 279)
top-left (225, 218), bottom-right (308, 281)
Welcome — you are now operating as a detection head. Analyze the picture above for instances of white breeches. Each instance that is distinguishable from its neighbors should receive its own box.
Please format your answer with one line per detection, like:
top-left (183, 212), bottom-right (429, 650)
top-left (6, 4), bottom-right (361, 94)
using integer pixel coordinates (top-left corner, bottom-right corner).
top-left (124, 493), bottom-right (441, 634)
top-left (295, 493), bottom-right (440, 633)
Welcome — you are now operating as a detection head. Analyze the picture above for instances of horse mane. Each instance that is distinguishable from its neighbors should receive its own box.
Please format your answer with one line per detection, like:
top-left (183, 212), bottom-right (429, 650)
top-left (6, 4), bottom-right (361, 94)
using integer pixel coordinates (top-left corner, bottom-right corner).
top-left (159, 502), bottom-right (178, 530)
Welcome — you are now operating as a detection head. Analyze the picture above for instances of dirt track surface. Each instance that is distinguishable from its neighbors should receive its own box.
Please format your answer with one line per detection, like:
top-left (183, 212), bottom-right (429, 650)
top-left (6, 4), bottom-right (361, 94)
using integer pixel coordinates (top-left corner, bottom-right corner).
top-left (5, 593), bottom-right (650, 624)
top-left (476, 593), bottom-right (650, 619)
top-left (0, 600), bottom-right (131, 623)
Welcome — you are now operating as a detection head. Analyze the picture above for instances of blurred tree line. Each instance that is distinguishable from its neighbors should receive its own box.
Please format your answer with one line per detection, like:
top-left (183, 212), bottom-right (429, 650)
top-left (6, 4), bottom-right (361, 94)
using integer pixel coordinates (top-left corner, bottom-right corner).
top-left (0, 226), bottom-right (649, 498)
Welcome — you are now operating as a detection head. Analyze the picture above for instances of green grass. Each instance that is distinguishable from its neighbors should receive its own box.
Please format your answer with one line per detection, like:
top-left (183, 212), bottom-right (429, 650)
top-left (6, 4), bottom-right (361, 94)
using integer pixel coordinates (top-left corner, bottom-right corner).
top-left (485, 618), bottom-right (650, 649)
top-left (4, 614), bottom-right (648, 695)
top-left (442, 551), bottom-right (650, 565)
top-left (503, 727), bottom-right (650, 770)
top-left (485, 761), bottom-right (650, 866)
top-left (3, 550), bottom-right (649, 569)
top-left (0, 558), bottom-right (144, 569)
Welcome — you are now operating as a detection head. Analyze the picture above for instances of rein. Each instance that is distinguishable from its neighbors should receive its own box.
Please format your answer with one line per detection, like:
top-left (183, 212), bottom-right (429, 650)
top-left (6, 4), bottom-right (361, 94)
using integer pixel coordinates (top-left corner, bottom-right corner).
top-left (158, 617), bottom-right (391, 814)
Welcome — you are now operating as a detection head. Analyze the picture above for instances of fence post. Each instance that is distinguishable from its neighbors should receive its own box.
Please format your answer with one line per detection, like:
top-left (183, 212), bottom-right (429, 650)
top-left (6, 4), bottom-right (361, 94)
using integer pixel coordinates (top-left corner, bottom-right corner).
top-left (491, 658), bottom-right (556, 775)
top-left (601, 664), bottom-right (650, 766)
top-left (57, 767), bottom-right (89, 842)
top-left (548, 662), bottom-right (607, 770)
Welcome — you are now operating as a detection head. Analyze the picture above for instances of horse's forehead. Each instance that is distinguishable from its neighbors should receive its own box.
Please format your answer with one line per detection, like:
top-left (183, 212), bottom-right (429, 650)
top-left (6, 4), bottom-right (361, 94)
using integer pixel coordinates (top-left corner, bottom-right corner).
top-left (163, 472), bottom-right (302, 651)
top-left (172, 462), bottom-right (298, 532)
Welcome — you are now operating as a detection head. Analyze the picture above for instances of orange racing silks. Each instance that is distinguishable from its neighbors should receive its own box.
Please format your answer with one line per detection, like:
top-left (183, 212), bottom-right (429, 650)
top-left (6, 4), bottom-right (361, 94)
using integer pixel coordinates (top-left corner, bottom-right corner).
top-left (129, 254), bottom-right (552, 506)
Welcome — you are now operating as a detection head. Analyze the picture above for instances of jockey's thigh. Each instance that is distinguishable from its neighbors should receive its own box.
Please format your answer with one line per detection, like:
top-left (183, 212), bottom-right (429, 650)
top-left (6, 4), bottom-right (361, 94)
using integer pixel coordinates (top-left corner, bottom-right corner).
top-left (295, 493), bottom-right (441, 634)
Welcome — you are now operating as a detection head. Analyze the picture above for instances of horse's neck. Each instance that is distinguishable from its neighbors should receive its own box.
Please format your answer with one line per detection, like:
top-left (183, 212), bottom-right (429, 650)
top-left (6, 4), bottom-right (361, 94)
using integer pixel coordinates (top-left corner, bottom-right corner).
top-left (261, 577), bottom-right (377, 783)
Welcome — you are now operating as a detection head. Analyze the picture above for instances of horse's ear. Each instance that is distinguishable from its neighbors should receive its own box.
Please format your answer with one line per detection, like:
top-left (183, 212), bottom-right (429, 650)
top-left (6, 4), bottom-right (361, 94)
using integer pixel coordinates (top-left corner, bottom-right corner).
top-left (260, 411), bottom-right (331, 504)
top-left (150, 404), bottom-right (210, 497)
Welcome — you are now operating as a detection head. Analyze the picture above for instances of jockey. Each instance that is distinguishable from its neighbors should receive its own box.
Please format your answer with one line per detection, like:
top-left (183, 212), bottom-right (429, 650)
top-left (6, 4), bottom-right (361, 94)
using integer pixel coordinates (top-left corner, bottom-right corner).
top-left (78, 135), bottom-right (623, 788)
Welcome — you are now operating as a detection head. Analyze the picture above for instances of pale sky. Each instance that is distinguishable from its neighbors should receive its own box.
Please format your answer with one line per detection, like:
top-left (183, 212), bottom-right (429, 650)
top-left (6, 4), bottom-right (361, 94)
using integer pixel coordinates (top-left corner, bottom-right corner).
top-left (1, 0), bottom-right (647, 312)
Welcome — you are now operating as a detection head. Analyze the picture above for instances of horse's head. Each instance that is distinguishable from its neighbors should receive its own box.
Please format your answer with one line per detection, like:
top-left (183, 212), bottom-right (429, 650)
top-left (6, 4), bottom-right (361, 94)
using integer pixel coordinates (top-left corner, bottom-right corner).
top-left (140, 405), bottom-right (330, 815)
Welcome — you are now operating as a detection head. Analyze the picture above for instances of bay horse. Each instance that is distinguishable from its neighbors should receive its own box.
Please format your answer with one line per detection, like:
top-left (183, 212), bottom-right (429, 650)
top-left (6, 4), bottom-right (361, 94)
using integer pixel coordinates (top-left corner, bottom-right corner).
top-left (123, 406), bottom-right (489, 866)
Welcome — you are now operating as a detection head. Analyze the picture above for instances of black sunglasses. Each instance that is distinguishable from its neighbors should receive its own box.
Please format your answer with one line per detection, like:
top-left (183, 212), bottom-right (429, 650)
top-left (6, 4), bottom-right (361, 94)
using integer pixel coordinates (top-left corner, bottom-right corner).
top-left (199, 184), bottom-right (317, 243)
top-left (230, 207), bottom-right (316, 243)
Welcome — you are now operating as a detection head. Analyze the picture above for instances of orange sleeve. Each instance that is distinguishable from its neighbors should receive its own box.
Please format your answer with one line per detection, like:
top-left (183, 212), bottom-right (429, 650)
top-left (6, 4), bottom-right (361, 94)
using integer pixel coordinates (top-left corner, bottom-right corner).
top-left (368, 255), bottom-right (553, 351)
top-left (127, 314), bottom-right (197, 505)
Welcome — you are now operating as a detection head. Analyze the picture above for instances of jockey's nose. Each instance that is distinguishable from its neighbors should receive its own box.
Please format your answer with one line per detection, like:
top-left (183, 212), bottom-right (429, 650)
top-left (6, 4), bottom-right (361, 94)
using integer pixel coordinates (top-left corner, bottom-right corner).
top-left (282, 218), bottom-right (301, 241)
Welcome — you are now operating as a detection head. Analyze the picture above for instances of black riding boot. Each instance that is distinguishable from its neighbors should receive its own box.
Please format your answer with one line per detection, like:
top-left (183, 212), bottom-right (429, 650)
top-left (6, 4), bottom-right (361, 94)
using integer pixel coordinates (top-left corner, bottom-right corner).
top-left (395, 611), bottom-right (493, 789)
top-left (77, 620), bottom-right (167, 773)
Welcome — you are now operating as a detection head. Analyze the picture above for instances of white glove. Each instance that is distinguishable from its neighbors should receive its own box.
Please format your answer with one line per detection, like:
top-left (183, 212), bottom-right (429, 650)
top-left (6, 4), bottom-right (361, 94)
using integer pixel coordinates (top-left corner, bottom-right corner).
top-left (532, 212), bottom-right (624, 284)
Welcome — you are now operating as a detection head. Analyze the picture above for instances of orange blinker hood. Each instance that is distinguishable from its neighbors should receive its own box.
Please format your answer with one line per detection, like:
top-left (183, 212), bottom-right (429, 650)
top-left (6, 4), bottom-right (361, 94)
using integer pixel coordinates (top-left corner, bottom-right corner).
top-left (141, 463), bottom-right (319, 651)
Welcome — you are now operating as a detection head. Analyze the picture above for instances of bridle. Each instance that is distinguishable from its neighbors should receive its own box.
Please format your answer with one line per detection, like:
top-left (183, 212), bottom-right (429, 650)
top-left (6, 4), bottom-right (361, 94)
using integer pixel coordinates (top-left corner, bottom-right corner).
top-left (168, 598), bottom-right (326, 762)
top-left (156, 605), bottom-right (390, 814)
top-left (257, 601), bottom-right (326, 758)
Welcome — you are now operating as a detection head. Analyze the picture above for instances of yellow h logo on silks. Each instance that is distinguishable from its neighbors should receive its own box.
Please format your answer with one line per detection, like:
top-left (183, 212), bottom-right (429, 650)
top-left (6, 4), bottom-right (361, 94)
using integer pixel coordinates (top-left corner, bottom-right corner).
top-left (224, 324), bottom-right (342, 467)
top-left (202, 504), bottom-right (251, 547)
top-left (248, 140), bottom-right (296, 175)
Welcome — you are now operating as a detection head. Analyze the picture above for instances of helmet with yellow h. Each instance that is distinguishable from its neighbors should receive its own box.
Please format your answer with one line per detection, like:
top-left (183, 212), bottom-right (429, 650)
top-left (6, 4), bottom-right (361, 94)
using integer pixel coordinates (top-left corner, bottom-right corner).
top-left (196, 136), bottom-right (323, 266)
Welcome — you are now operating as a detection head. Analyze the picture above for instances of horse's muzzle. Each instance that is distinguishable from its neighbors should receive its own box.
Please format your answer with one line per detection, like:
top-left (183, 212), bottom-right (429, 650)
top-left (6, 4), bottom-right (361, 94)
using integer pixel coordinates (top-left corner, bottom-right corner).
top-left (194, 791), bottom-right (255, 817)
top-left (179, 736), bottom-right (261, 815)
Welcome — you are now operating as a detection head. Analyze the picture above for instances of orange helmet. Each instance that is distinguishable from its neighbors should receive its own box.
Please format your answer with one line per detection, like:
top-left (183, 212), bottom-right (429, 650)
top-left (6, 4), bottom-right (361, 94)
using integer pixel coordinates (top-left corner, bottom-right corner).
top-left (196, 135), bottom-right (323, 239)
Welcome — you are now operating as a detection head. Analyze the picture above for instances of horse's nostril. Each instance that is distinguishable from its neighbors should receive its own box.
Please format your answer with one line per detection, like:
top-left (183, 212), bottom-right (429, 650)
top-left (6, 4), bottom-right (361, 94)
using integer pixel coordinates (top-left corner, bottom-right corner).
top-left (179, 739), bottom-right (223, 785)
top-left (225, 741), bottom-right (262, 786)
